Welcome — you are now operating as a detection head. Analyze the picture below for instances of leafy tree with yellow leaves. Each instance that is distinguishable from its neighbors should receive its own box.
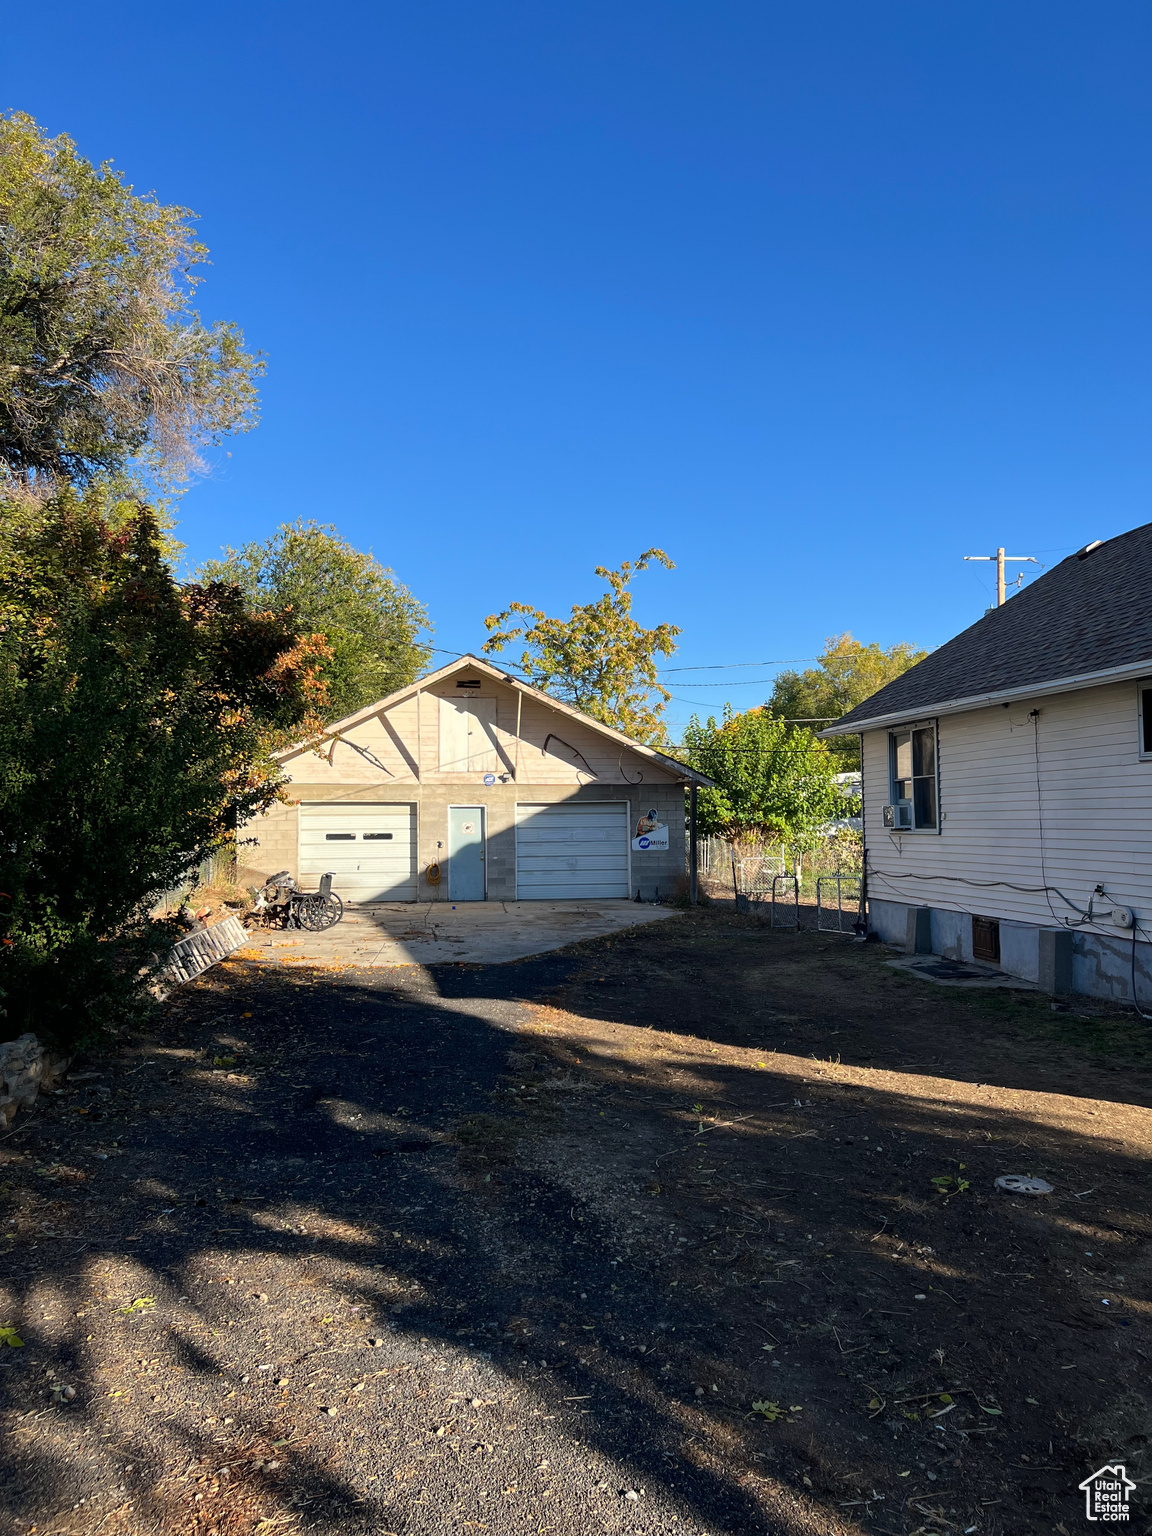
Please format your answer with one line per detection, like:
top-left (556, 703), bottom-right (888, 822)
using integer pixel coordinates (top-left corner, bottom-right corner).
top-left (483, 550), bottom-right (680, 743)
top-left (768, 632), bottom-right (928, 770)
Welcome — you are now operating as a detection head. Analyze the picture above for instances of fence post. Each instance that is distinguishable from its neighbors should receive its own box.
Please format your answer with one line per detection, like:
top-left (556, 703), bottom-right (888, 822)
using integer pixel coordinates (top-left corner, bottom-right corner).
top-left (689, 783), bottom-right (698, 906)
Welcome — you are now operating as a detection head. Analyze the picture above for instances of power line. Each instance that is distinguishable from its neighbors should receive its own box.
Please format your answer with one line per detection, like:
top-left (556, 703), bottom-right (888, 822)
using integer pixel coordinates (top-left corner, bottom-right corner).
top-left (660, 657), bottom-right (816, 673)
top-left (662, 677), bottom-right (792, 687)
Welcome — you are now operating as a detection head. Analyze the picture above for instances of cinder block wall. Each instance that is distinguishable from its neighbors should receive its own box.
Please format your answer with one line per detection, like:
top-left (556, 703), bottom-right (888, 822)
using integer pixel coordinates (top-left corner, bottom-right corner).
top-left (238, 782), bottom-right (686, 902)
top-left (237, 802), bottom-right (298, 887)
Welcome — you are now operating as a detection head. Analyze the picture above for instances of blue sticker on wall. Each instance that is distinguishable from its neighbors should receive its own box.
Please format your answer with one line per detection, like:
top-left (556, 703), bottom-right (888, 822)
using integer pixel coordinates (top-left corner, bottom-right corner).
top-left (483, 773), bottom-right (496, 786)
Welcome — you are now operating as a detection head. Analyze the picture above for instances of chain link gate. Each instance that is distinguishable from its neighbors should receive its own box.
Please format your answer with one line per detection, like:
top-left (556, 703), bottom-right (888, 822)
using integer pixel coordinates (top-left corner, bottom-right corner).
top-left (816, 872), bottom-right (863, 934)
top-left (771, 873), bottom-right (800, 928)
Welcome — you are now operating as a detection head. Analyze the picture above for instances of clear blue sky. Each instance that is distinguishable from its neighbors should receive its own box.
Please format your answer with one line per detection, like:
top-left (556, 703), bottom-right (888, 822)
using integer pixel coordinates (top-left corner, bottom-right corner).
top-left (7, 4), bottom-right (1152, 729)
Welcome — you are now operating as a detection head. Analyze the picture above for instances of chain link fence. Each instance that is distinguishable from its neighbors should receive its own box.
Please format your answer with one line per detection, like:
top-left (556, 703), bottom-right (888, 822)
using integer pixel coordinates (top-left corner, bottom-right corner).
top-left (693, 831), bottom-right (865, 931)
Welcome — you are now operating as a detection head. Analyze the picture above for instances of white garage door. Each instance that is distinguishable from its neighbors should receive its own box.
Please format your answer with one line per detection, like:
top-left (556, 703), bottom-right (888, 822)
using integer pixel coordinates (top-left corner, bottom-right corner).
top-left (515, 803), bottom-right (630, 900)
top-left (299, 803), bottom-right (417, 903)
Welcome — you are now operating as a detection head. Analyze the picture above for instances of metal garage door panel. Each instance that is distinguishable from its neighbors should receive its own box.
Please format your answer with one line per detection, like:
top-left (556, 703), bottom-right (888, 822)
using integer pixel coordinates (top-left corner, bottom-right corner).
top-left (299, 804), bottom-right (417, 902)
top-left (515, 803), bottom-right (629, 899)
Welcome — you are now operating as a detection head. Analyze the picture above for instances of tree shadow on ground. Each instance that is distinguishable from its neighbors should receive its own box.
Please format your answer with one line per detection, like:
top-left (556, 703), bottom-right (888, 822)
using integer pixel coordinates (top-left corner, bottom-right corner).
top-left (0, 912), bottom-right (1148, 1536)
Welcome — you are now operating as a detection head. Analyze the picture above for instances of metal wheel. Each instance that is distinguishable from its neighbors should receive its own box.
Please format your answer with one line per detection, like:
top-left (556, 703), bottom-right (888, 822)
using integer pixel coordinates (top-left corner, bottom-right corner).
top-left (297, 894), bottom-right (343, 932)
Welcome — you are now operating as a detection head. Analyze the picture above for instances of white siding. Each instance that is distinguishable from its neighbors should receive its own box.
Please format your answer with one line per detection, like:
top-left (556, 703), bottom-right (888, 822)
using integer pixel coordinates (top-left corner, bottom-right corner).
top-left (862, 681), bottom-right (1152, 928)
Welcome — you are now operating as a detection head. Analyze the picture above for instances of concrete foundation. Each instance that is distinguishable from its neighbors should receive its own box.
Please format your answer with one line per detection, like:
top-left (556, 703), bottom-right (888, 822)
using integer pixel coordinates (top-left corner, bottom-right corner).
top-left (869, 897), bottom-right (1149, 1003)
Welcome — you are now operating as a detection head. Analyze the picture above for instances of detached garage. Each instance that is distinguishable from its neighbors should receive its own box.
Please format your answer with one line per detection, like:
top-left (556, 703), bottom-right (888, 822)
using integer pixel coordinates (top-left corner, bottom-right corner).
top-left (515, 803), bottom-right (630, 900)
top-left (244, 655), bottom-right (712, 905)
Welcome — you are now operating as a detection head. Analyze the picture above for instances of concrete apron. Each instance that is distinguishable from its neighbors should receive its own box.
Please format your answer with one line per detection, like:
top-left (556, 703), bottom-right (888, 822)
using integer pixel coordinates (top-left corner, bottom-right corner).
top-left (235, 899), bottom-right (681, 969)
top-left (886, 954), bottom-right (1039, 991)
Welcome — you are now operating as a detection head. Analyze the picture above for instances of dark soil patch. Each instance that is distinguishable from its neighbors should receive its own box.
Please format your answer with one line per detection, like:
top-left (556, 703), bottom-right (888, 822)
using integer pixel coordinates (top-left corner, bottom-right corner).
top-left (0, 908), bottom-right (1147, 1536)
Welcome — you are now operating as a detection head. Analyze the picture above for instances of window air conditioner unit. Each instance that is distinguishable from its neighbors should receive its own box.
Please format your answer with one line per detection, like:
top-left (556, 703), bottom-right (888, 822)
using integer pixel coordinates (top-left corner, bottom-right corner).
top-left (883, 803), bottom-right (913, 830)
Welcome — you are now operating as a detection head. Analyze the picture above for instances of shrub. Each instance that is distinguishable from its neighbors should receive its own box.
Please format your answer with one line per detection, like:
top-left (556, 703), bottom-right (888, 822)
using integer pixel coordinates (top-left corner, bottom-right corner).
top-left (0, 488), bottom-right (327, 1045)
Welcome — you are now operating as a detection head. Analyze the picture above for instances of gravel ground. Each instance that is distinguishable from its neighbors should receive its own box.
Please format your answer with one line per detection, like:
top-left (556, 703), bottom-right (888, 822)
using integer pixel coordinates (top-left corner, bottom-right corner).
top-left (0, 909), bottom-right (1149, 1536)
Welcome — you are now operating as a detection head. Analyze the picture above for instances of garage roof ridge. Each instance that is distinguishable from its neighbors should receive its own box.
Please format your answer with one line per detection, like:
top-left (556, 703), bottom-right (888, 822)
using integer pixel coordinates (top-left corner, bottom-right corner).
top-left (276, 652), bottom-right (714, 787)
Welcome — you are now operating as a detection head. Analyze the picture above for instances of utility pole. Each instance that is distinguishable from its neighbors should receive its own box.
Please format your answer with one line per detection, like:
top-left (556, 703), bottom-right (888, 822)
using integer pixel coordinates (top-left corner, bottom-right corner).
top-left (963, 547), bottom-right (1039, 606)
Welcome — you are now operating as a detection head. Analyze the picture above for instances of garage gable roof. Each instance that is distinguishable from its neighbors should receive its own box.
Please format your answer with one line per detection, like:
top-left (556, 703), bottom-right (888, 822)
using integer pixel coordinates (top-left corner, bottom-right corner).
top-left (278, 653), bottom-right (714, 787)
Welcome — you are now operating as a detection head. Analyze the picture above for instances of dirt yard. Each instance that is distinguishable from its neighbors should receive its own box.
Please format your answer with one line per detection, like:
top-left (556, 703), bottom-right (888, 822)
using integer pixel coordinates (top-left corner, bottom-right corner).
top-left (1, 909), bottom-right (1149, 1536)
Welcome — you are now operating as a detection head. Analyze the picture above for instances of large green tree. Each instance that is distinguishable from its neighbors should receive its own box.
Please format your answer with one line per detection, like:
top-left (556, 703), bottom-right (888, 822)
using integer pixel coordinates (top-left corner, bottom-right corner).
top-left (769, 632), bottom-right (928, 769)
top-left (0, 111), bottom-right (261, 489)
top-left (0, 487), bottom-right (328, 1042)
top-left (483, 549), bottom-right (680, 743)
top-left (681, 705), bottom-right (844, 847)
top-left (198, 521), bottom-right (432, 722)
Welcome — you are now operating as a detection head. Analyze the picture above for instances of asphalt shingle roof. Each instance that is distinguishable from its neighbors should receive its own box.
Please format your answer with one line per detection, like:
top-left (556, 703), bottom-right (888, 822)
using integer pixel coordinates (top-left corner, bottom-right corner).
top-left (827, 524), bottom-right (1152, 732)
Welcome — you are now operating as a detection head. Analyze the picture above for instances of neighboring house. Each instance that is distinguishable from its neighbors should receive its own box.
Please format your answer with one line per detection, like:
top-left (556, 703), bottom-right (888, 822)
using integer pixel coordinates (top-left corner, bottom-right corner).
top-left (242, 654), bottom-right (711, 905)
top-left (825, 771), bottom-right (863, 835)
top-left (822, 523), bottom-right (1152, 1002)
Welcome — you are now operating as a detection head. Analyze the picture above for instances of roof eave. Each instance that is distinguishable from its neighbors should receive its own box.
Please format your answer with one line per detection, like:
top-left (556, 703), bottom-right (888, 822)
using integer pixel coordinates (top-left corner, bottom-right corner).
top-left (819, 655), bottom-right (1152, 737)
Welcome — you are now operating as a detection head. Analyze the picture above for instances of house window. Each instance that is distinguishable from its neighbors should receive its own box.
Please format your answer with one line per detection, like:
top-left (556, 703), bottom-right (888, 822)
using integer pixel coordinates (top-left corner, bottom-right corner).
top-left (1140, 686), bottom-right (1152, 758)
top-left (889, 723), bottom-right (938, 830)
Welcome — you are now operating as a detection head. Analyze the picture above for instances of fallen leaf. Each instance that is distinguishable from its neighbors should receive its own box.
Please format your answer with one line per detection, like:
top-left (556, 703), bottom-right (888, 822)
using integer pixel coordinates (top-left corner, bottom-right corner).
top-left (751, 1399), bottom-right (803, 1423)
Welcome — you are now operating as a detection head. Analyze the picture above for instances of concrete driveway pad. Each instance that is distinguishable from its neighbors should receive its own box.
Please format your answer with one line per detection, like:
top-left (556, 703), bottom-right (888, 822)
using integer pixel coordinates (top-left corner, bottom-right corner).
top-left (237, 897), bottom-right (681, 967)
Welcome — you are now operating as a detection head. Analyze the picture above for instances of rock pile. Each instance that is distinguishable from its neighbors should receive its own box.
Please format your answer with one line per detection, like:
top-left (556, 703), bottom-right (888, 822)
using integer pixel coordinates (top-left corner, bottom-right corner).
top-left (0, 1033), bottom-right (70, 1130)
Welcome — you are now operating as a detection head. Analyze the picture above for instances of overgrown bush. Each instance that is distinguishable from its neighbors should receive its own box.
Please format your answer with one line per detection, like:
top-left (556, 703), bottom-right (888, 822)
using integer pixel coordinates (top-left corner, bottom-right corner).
top-left (0, 488), bottom-right (327, 1045)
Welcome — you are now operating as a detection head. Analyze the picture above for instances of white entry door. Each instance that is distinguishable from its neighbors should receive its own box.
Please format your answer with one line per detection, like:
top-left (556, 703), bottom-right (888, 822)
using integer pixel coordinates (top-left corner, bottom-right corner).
top-left (299, 803), bottom-right (417, 902)
top-left (515, 803), bottom-right (630, 899)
